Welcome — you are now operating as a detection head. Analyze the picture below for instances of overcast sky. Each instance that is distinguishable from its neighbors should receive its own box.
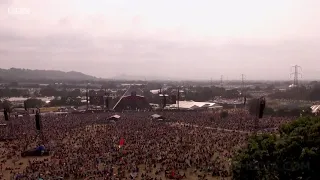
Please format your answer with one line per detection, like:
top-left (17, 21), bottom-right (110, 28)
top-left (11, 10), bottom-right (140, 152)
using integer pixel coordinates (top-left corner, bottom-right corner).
top-left (0, 0), bottom-right (319, 80)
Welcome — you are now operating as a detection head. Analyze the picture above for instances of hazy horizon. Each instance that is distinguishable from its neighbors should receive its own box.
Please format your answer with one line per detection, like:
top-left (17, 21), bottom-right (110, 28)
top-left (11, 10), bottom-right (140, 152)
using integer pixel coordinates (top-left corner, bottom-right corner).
top-left (1, 0), bottom-right (320, 81)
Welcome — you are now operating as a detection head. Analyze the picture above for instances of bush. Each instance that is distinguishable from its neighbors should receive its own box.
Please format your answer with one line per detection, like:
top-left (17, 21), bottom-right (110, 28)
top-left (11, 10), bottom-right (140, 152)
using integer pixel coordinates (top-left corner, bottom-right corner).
top-left (232, 117), bottom-right (320, 180)
top-left (24, 98), bottom-right (44, 108)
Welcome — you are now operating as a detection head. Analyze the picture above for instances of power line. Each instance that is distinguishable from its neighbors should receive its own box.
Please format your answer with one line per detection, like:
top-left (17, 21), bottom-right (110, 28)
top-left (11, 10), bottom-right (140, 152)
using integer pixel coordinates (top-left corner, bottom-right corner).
top-left (290, 65), bottom-right (302, 86)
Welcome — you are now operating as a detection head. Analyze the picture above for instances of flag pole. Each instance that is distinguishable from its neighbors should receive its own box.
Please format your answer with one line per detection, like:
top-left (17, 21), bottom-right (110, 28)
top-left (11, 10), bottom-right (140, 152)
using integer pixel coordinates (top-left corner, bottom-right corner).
top-left (86, 85), bottom-right (89, 111)
top-left (177, 86), bottom-right (180, 110)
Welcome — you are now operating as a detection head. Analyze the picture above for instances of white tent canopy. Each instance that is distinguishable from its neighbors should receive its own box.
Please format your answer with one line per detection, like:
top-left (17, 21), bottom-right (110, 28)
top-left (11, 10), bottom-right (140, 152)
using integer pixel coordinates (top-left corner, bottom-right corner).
top-left (151, 114), bottom-right (162, 119)
top-left (169, 101), bottom-right (217, 110)
top-left (311, 105), bottom-right (320, 113)
top-left (150, 89), bottom-right (161, 94)
top-left (107, 115), bottom-right (121, 120)
top-left (151, 114), bottom-right (165, 121)
top-left (111, 115), bottom-right (121, 119)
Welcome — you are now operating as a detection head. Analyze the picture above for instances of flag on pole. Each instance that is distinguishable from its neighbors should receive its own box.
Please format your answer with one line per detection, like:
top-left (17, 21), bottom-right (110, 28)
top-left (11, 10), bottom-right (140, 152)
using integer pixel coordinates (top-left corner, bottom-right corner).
top-left (171, 169), bottom-right (175, 177)
top-left (119, 138), bottom-right (125, 148)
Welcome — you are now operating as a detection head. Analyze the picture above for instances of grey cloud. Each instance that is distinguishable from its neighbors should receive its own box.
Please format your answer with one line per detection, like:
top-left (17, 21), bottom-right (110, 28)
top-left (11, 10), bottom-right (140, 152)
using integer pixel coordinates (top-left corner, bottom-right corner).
top-left (0, 0), bottom-right (12, 5)
top-left (1, 27), bottom-right (320, 80)
top-left (58, 17), bottom-right (70, 26)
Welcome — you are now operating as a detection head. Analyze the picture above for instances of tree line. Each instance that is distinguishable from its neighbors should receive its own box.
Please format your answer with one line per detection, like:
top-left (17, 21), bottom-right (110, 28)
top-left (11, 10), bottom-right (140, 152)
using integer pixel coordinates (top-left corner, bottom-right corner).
top-left (1, 85), bottom-right (244, 108)
top-left (269, 82), bottom-right (320, 101)
top-left (232, 116), bottom-right (320, 179)
top-left (247, 98), bottom-right (313, 117)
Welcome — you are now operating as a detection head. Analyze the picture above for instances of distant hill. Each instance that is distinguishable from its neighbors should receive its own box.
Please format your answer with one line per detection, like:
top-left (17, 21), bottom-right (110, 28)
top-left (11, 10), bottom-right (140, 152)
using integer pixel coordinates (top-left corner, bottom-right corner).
top-left (0, 68), bottom-right (98, 81)
top-left (112, 74), bottom-right (146, 81)
top-left (112, 73), bottom-right (175, 81)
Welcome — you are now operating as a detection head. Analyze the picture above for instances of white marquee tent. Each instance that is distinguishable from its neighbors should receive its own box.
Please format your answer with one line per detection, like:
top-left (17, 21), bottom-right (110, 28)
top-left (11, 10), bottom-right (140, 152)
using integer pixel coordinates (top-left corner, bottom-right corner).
top-left (169, 101), bottom-right (218, 110)
top-left (311, 105), bottom-right (320, 114)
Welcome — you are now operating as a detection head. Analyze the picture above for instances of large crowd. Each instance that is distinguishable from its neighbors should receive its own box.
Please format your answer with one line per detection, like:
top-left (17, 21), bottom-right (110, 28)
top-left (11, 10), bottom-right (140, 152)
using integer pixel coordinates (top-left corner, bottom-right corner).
top-left (0, 109), bottom-right (293, 180)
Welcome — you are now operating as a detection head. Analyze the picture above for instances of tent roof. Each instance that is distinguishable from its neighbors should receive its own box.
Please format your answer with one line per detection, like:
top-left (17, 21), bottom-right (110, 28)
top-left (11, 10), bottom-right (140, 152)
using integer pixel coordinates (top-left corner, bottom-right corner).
top-left (151, 114), bottom-right (162, 118)
top-left (170, 101), bottom-right (216, 109)
top-left (150, 89), bottom-right (160, 94)
top-left (311, 105), bottom-right (320, 113)
top-left (111, 115), bottom-right (121, 119)
top-left (113, 85), bottom-right (146, 110)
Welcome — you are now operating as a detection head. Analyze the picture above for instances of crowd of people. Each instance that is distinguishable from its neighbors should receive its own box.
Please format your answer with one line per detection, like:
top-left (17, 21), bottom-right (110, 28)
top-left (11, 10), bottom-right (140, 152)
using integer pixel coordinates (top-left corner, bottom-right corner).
top-left (0, 109), bottom-right (294, 180)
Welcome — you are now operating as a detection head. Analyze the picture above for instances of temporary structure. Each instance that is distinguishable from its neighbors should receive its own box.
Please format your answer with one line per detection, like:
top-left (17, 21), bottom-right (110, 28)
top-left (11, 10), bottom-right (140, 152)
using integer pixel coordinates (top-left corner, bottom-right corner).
top-left (151, 114), bottom-right (165, 121)
top-left (107, 115), bottom-right (121, 121)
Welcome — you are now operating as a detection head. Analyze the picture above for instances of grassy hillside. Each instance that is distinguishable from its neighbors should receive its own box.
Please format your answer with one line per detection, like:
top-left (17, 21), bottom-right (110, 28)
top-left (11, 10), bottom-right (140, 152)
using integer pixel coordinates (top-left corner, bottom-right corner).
top-left (0, 68), bottom-right (98, 82)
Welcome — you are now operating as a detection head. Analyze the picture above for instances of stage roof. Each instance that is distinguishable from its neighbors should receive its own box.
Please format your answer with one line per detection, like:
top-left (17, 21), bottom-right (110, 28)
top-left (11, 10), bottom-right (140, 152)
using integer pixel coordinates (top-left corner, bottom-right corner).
top-left (113, 85), bottom-right (146, 110)
top-left (122, 86), bottom-right (144, 97)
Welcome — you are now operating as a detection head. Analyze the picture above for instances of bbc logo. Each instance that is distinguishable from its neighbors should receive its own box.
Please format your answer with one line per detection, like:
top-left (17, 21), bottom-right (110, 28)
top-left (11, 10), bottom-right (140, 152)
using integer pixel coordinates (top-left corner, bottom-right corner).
top-left (8, 7), bottom-right (31, 15)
